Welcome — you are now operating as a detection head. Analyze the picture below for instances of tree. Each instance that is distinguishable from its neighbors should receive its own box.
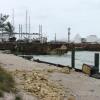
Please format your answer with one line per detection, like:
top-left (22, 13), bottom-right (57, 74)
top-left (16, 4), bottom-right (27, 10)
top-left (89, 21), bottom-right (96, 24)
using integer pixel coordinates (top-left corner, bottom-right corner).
top-left (0, 14), bottom-right (14, 37)
top-left (4, 22), bottom-right (14, 37)
top-left (0, 14), bottom-right (9, 32)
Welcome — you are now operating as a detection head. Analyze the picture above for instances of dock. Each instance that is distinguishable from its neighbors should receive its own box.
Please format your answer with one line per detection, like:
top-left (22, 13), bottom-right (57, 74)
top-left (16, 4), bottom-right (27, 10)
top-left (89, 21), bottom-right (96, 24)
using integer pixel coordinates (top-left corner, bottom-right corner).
top-left (0, 42), bottom-right (100, 55)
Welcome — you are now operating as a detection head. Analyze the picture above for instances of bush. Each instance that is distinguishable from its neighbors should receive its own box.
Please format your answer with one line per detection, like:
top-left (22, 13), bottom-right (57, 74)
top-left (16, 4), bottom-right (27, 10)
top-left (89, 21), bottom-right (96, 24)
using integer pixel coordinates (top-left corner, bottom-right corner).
top-left (0, 67), bottom-right (15, 93)
top-left (15, 94), bottom-right (22, 100)
top-left (0, 90), bottom-right (3, 97)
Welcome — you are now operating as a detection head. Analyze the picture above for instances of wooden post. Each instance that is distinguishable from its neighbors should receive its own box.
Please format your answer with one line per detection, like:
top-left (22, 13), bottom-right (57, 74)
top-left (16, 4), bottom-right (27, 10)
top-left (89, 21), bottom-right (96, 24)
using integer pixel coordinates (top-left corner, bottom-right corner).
top-left (71, 47), bottom-right (75, 68)
top-left (94, 53), bottom-right (99, 73)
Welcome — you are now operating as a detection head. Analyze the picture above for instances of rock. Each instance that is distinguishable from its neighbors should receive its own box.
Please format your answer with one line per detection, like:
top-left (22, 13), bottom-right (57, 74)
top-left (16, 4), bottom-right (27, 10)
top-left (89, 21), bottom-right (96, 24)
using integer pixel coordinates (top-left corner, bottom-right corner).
top-left (67, 95), bottom-right (76, 100)
top-left (12, 69), bottom-right (71, 100)
top-left (60, 67), bottom-right (70, 74)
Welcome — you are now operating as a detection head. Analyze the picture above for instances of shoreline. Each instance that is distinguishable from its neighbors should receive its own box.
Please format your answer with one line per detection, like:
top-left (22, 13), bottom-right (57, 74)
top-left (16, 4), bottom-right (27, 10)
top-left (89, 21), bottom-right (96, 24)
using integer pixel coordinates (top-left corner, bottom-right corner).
top-left (0, 52), bottom-right (100, 100)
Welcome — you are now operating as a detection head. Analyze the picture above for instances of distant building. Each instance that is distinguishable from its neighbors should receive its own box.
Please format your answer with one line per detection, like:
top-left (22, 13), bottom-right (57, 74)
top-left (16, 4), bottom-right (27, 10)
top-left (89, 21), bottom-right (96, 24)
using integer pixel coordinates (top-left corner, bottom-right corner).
top-left (0, 33), bottom-right (9, 42)
top-left (73, 34), bottom-right (99, 44)
top-left (86, 35), bottom-right (98, 43)
top-left (73, 34), bottom-right (82, 43)
top-left (97, 38), bottom-right (100, 44)
top-left (81, 38), bottom-right (87, 43)
top-left (41, 37), bottom-right (47, 43)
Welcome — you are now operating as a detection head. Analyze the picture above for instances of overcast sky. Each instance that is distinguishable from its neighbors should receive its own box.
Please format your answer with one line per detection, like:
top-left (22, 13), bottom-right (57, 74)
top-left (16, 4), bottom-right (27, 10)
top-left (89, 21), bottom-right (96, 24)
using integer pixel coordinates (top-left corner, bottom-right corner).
top-left (0, 0), bottom-right (100, 40)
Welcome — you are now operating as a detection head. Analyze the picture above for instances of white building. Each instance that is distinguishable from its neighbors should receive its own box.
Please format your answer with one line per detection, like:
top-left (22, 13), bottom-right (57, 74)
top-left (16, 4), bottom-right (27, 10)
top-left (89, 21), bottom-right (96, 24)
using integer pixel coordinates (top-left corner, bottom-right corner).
top-left (0, 33), bottom-right (9, 42)
top-left (40, 37), bottom-right (47, 43)
top-left (86, 35), bottom-right (98, 43)
top-left (97, 38), bottom-right (100, 44)
top-left (73, 34), bottom-right (82, 43)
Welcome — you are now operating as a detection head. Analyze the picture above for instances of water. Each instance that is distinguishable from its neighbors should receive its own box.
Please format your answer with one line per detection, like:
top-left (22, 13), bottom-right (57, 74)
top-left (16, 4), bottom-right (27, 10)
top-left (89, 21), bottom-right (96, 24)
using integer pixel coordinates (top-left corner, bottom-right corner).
top-left (33, 51), bottom-right (100, 70)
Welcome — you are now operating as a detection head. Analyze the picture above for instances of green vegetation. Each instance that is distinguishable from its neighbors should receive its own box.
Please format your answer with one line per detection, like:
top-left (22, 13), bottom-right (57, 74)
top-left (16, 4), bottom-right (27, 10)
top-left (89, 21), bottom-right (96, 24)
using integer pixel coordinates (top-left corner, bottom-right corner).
top-left (15, 95), bottom-right (22, 100)
top-left (0, 90), bottom-right (3, 97)
top-left (0, 14), bottom-right (14, 35)
top-left (0, 66), bottom-right (15, 97)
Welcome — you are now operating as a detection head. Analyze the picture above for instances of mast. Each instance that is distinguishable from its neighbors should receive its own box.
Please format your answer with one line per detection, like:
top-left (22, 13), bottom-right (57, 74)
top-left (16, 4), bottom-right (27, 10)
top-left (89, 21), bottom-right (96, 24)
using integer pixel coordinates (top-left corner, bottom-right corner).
top-left (28, 15), bottom-right (30, 39)
top-left (26, 10), bottom-right (28, 38)
top-left (21, 24), bottom-right (22, 39)
top-left (19, 24), bottom-right (21, 39)
top-left (12, 9), bottom-right (15, 37)
top-left (41, 24), bottom-right (42, 43)
top-left (12, 9), bottom-right (15, 29)
top-left (39, 24), bottom-right (41, 41)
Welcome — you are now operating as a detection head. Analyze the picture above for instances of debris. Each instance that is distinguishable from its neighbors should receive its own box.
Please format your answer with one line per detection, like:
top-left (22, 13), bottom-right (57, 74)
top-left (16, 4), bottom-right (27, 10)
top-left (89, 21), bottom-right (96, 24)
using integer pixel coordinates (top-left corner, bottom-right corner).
top-left (12, 68), bottom-right (70, 100)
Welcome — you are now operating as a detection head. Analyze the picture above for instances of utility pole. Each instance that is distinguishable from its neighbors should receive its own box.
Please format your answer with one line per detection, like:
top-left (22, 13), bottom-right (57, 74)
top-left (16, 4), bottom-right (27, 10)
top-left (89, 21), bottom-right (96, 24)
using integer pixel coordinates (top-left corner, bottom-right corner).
top-left (55, 33), bottom-right (56, 42)
top-left (68, 27), bottom-right (71, 43)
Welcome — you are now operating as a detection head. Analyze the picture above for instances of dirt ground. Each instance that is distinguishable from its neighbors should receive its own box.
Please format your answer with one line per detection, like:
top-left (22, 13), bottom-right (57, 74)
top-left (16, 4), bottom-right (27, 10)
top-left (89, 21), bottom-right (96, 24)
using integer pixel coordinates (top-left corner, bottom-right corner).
top-left (0, 52), bottom-right (100, 100)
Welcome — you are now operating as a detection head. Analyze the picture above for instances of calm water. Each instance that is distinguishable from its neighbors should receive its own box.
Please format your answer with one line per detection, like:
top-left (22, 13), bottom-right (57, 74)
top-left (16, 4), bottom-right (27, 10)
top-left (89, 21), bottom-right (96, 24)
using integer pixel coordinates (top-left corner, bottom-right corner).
top-left (33, 51), bottom-right (100, 70)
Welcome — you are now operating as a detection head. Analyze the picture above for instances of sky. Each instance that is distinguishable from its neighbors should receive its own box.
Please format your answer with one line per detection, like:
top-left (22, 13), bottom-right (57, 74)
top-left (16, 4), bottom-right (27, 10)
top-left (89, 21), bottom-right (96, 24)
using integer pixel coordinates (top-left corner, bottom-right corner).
top-left (0, 0), bottom-right (100, 41)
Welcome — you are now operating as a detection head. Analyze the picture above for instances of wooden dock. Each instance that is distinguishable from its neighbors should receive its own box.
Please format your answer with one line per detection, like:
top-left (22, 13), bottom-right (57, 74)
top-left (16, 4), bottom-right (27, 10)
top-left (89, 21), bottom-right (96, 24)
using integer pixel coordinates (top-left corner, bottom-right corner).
top-left (0, 42), bottom-right (100, 54)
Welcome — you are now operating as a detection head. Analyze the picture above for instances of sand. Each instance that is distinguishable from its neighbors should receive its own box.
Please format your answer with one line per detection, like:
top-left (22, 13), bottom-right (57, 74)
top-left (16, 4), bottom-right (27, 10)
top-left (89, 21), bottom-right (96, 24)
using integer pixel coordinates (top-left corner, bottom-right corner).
top-left (0, 52), bottom-right (100, 100)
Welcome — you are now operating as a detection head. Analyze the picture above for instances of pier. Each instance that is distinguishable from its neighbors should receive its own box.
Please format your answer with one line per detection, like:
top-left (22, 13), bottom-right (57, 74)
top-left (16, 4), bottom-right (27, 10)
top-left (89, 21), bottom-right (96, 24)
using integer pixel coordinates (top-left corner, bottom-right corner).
top-left (0, 42), bottom-right (100, 54)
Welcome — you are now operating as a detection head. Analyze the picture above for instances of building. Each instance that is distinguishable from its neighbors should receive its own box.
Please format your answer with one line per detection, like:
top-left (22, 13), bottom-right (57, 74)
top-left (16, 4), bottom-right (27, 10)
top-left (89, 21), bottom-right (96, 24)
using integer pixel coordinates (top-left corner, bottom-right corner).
top-left (86, 35), bottom-right (98, 43)
top-left (0, 32), bottom-right (16, 42)
top-left (73, 34), bottom-right (99, 44)
top-left (73, 34), bottom-right (82, 43)
top-left (0, 33), bottom-right (9, 42)
top-left (81, 38), bottom-right (87, 43)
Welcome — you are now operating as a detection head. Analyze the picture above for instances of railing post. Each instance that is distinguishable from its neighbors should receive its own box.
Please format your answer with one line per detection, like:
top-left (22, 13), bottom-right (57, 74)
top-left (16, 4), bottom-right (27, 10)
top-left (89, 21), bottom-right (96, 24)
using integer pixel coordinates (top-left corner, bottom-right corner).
top-left (71, 45), bottom-right (75, 68)
top-left (94, 53), bottom-right (99, 73)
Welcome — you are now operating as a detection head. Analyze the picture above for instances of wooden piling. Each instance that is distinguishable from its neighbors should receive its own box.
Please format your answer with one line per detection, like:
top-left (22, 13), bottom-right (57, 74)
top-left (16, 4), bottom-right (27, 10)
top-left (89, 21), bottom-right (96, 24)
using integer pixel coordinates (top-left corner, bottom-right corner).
top-left (71, 47), bottom-right (75, 68)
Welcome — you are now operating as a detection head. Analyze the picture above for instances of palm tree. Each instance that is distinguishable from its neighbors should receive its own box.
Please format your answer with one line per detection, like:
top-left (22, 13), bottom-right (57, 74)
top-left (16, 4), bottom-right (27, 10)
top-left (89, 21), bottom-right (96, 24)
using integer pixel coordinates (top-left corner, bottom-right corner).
top-left (0, 14), bottom-right (9, 32)
top-left (4, 22), bottom-right (14, 37)
top-left (0, 14), bottom-right (14, 37)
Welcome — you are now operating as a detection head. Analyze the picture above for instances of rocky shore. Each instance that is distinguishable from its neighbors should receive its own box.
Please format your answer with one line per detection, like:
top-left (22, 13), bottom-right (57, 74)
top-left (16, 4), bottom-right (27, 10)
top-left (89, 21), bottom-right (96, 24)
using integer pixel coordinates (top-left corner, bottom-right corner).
top-left (0, 51), bottom-right (100, 100)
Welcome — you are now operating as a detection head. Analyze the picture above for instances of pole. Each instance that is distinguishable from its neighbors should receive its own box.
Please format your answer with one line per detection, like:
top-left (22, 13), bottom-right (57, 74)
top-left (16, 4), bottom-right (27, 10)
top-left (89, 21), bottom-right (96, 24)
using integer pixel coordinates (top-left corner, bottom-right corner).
top-left (68, 27), bottom-right (71, 43)
top-left (94, 53), bottom-right (99, 73)
top-left (12, 9), bottom-right (15, 29)
top-left (19, 24), bottom-right (21, 39)
top-left (55, 33), bottom-right (56, 42)
top-left (12, 9), bottom-right (15, 36)
top-left (21, 24), bottom-right (22, 39)
top-left (41, 24), bottom-right (42, 43)
top-left (28, 16), bottom-right (30, 39)
top-left (39, 24), bottom-right (41, 41)
top-left (26, 10), bottom-right (28, 37)
top-left (71, 45), bottom-right (75, 68)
